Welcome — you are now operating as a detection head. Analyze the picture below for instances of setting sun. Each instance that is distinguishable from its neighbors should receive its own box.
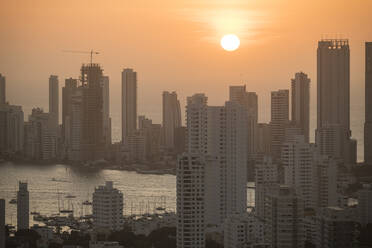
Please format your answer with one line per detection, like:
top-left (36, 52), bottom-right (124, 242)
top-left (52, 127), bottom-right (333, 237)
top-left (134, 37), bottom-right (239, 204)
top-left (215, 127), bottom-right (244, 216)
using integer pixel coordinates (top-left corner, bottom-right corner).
top-left (220, 34), bottom-right (240, 51)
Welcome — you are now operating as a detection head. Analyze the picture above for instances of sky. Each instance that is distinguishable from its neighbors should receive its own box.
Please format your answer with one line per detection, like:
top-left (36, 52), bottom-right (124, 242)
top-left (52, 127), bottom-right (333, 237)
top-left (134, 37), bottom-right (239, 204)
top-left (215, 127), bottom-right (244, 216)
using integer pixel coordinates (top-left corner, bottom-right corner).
top-left (1, 0), bottom-right (372, 155)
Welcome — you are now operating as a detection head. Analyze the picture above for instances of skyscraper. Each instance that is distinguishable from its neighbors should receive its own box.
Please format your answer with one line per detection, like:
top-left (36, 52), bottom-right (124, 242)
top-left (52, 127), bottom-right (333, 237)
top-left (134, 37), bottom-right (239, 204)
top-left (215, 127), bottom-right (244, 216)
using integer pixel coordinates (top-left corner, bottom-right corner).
top-left (229, 85), bottom-right (258, 158)
top-left (162, 91), bottom-right (181, 150)
top-left (101, 76), bottom-right (111, 146)
top-left (0, 104), bottom-right (24, 153)
top-left (365, 42), bottom-right (372, 164)
top-left (17, 182), bottom-right (29, 231)
top-left (316, 39), bottom-right (354, 164)
top-left (80, 64), bottom-right (105, 161)
top-left (62, 78), bottom-right (78, 147)
top-left (122, 68), bottom-right (137, 143)
top-left (270, 89), bottom-right (289, 160)
top-left (0, 74), bottom-right (5, 105)
top-left (291, 72), bottom-right (310, 142)
top-left (49, 75), bottom-right (59, 129)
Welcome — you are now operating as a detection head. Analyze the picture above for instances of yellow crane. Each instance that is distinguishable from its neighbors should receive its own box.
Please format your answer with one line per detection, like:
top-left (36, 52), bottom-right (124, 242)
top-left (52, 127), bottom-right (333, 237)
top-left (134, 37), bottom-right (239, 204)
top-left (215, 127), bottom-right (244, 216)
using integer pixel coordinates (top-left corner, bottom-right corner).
top-left (62, 49), bottom-right (100, 64)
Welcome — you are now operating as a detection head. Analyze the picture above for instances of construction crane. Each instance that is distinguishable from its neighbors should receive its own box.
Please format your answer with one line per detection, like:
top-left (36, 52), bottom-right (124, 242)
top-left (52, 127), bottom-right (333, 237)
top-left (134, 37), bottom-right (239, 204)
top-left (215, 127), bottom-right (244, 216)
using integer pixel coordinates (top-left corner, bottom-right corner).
top-left (62, 49), bottom-right (100, 64)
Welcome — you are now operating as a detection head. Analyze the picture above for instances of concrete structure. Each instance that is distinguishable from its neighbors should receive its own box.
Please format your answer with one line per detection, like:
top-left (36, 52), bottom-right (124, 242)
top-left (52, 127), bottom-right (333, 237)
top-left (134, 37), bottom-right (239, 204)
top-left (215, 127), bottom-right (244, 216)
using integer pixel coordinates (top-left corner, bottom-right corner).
top-left (357, 183), bottom-right (372, 226)
top-left (316, 156), bottom-right (339, 208)
top-left (291, 72), bottom-right (310, 142)
top-left (92, 181), bottom-right (123, 231)
top-left (126, 131), bottom-right (146, 162)
top-left (316, 39), bottom-right (354, 164)
top-left (270, 90), bottom-right (289, 160)
top-left (49, 75), bottom-right (59, 129)
top-left (224, 213), bottom-right (266, 248)
top-left (101, 76), bottom-right (111, 146)
top-left (0, 104), bottom-right (24, 153)
top-left (281, 135), bottom-right (318, 209)
top-left (315, 207), bottom-right (356, 248)
top-left (122, 68), bottom-right (137, 143)
top-left (80, 64), bottom-right (105, 161)
top-left (62, 78), bottom-right (78, 150)
top-left (264, 185), bottom-right (305, 248)
top-left (0, 199), bottom-right (5, 248)
top-left (365, 42), bottom-right (372, 164)
top-left (254, 156), bottom-right (279, 218)
top-left (177, 93), bottom-right (248, 248)
top-left (257, 123), bottom-right (271, 158)
top-left (229, 85), bottom-right (258, 159)
top-left (0, 74), bottom-right (5, 105)
top-left (17, 182), bottom-right (29, 231)
top-left (162, 91), bottom-right (181, 150)
top-left (24, 108), bottom-right (56, 160)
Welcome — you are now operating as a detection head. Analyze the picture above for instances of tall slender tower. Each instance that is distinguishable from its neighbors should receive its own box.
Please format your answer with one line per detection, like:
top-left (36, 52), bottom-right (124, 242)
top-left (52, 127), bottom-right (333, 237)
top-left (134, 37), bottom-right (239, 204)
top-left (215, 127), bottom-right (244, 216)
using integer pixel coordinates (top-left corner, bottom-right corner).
top-left (122, 68), bottom-right (137, 143)
top-left (270, 89), bottom-right (289, 160)
top-left (49, 75), bottom-right (59, 129)
top-left (316, 39), bottom-right (354, 164)
top-left (291, 72), bottom-right (310, 142)
top-left (0, 74), bottom-right (5, 105)
top-left (17, 182), bottom-right (29, 231)
top-left (101, 76), bottom-right (111, 146)
top-left (162, 91), bottom-right (181, 150)
top-left (0, 199), bottom-right (4, 248)
top-left (365, 42), bottom-right (372, 165)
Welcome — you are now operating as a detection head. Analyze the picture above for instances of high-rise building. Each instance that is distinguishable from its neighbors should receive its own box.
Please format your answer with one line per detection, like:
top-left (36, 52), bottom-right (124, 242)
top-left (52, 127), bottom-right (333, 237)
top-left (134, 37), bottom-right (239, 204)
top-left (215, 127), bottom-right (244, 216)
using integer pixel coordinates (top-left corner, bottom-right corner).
top-left (315, 207), bottom-right (357, 248)
top-left (162, 91), bottom-right (181, 150)
top-left (24, 108), bottom-right (56, 160)
top-left (229, 85), bottom-right (258, 158)
top-left (61, 78), bottom-right (78, 157)
top-left (316, 39), bottom-right (354, 164)
top-left (17, 182), bottom-right (29, 231)
top-left (270, 89), bottom-right (289, 160)
top-left (257, 123), bottom-right (272, 158)
top-left (49, 75), bottom-right (59, 129)
top-left (291, 72), bottom-right (310, 142)
top-left (281, 135), bottom-right (318, 209)
top-left (0, 74), bottom-right (5, 105)
top-left (365, 42), bottom-right (372, 164)
top-left (101, 76), bottom-right (111, 146)
top-left (92, 181), bottom-right (123, 231)
top-left (0, 104), bottom-right (24, 153)
top-left (80, 64), bottom-right (105, 161)
top-left (122, 68), bottom-right (137, 143)
top-left (357, 183), bottom-right (372, 226)
top-left (0, 199), bottom-right (4, 248)
top-left (264, 185), bottom-right (305, 248)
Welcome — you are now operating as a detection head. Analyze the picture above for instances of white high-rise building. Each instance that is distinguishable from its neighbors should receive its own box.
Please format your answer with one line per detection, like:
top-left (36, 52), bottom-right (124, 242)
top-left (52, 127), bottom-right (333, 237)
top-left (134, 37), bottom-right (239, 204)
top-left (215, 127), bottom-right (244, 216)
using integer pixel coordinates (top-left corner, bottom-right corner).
top-left (357, 183), bottom-right (372, 226)
top-left (177, 93), bottom-right (248, 248)
top-left (17, 182), bottom-right (29, 231)
top-left (264, 185), bottom-right (305, 248)
top-left (0, 199), bottom-right (5, 248)
top-left (122, 68), bottom-right (137, 143)
top-left (162, 91), bottom-right (181, 150)
top-left (49, 75), bottom-right (59, 129)
top-left (92, 181), bottom-right (123, 231)
top-left (281, 135), bottom-right (318, 209)
top-left (270, 90), bottom-right (289, 160)
top-left (101, 76), bottom-right (111, 146)
top-left (229, 85), bottom-right (258, 159)
top-left (291, 72), bottom-right (310, 142)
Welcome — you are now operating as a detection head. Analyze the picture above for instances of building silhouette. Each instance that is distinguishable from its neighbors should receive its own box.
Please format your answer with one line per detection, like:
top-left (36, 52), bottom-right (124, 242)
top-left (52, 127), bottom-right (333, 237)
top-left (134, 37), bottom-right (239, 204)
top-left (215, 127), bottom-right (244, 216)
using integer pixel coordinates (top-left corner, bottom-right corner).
top-left (49, 75), bottom-right (59, 129)
top-left (365, 42), bottom-right (372, 164)
top-left (270, 89), bottom-right (289, 160)
top-left (0, 199), bottom-right (4, 248)
top-left (291, 72), bottom-right (310, 142)
top-left (162, 91), bottom-right (181, 151)
top-left (122, 68), bottom-right (137, 144)
top-left (0, 74), bottom-right (5, 105)
top-left (17, 182), bottom-right (29, 231)
top-left (101, 76), bottom-right (111, 146)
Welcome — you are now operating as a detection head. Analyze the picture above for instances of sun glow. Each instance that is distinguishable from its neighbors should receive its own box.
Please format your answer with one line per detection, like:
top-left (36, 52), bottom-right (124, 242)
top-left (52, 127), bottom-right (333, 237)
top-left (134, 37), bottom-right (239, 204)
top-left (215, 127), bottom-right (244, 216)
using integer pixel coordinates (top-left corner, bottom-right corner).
top-left (220, 34), bottom-right (240, 51)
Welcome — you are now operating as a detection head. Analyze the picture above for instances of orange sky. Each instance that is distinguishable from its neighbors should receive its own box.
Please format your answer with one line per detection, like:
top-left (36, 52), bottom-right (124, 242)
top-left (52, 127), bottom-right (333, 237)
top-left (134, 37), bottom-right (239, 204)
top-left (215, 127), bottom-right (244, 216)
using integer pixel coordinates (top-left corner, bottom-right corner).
top-left (1, 0), bottom-right (372, 142)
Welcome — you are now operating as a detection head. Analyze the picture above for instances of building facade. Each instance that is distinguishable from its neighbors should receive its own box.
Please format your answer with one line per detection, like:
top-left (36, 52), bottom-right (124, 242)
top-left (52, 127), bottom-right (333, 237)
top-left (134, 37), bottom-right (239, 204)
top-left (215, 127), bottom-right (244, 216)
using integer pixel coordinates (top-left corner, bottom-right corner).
top-left (122, 68), bottom-right (137, 143)
top-left (162, 91), bottom-right (181, 150)
top-left (365, 42), bottom-right (372, 164)
top-left (17, 182), bottom-right (29, 231)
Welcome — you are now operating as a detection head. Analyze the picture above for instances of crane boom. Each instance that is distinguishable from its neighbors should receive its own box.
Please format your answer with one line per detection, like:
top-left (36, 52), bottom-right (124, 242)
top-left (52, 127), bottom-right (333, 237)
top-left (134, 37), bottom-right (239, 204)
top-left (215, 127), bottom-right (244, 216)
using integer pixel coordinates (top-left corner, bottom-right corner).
top-left (62, 49), bottom-right (100, 64)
